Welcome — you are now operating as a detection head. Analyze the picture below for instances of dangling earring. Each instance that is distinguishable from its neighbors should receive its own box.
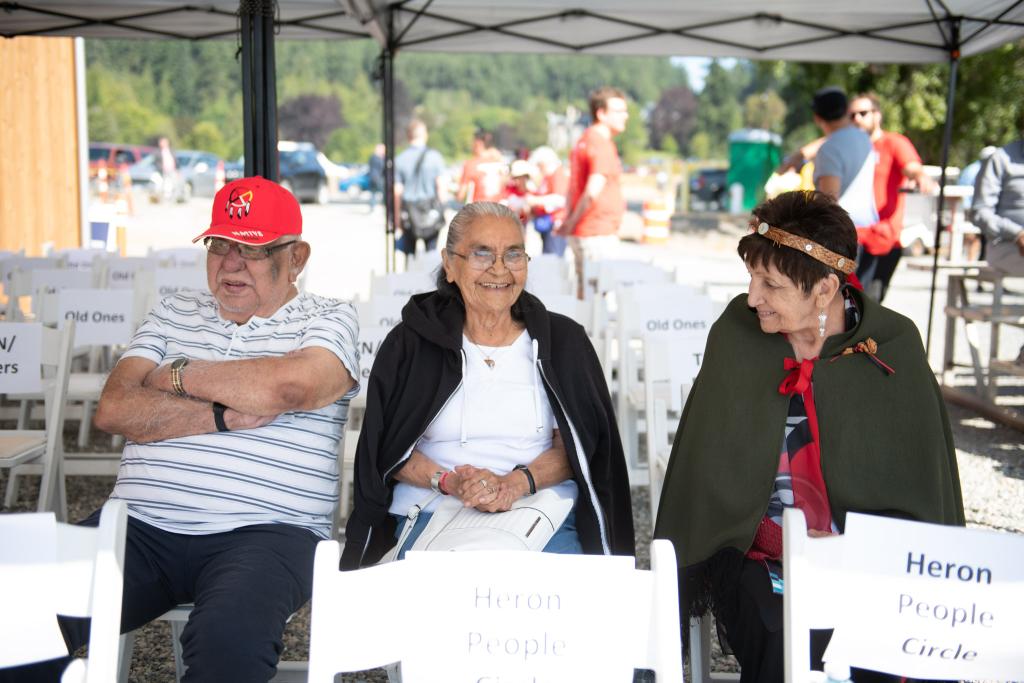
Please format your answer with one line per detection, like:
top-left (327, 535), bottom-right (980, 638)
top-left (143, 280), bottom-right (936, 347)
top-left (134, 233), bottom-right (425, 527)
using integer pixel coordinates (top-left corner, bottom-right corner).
top-left (818, 309), bottom-right (827, 338)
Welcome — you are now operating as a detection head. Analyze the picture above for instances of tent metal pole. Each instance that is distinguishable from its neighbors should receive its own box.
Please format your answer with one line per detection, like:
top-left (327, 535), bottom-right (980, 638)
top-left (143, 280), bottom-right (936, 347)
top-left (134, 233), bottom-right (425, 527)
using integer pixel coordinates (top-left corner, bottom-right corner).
top-left (924, 21), bottom-right (961, 359)
top-left (240, 7), bottom-right (255, 177)
top-left (239, 0), bottom-right (279, 180)
top-left (262, 7), bottom-right (278, 182)
top-left (382, 12), bottom-right (397, 273)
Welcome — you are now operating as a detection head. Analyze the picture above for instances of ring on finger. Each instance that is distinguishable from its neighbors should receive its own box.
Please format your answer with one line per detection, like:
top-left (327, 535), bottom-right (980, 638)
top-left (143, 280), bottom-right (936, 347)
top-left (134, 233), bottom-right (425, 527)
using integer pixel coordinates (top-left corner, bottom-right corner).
top-left (479, 479), bottom-right (487, 488)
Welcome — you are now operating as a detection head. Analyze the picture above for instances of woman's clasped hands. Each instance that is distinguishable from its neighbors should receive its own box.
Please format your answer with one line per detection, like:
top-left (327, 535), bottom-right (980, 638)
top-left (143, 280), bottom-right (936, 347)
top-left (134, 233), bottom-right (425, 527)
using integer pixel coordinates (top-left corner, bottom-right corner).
top-left (443, 464), bottom-right (530, 512)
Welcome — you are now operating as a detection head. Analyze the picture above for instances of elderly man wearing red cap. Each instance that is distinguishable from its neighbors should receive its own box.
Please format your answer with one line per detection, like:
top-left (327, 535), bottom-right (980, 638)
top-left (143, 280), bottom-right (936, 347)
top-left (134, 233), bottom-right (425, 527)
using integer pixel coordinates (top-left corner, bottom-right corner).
top-left (11, 177), bottom-right (359, 682)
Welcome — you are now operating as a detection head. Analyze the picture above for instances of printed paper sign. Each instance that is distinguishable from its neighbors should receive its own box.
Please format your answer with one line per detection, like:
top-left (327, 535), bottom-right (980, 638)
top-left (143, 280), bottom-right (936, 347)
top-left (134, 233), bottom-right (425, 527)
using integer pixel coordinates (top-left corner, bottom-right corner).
top-left (824, 513), bottom-right (1024, 680)
top-left (58, 289), bottom-right (134, 346)
top-left (154, 267), bottom-right (207, 298)
top-left (0, 512), bottom-right (65, 667)
top-left (0, 322), bottom-right (43, 393)
top-left (106, 258), bottom-right (154, 289)
top-left (402, 551), bottom-right (639, 682)
top-left (30, 269), bottom-right (93, 295)
top-left (355, 326), bottom-right (389, 385)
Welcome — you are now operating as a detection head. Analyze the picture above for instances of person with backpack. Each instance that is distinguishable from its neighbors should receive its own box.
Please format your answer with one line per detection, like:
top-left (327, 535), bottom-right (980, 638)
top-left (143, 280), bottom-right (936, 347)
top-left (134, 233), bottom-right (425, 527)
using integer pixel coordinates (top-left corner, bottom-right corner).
top-left (395, 119), bottom-right (448, 258)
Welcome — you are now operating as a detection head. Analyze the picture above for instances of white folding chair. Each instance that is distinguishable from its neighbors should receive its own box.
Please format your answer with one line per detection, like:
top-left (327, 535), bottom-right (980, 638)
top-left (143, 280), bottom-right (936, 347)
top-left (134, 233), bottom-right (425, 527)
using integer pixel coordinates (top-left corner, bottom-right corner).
top-left (615, 284), bottom-right (712, 483)
top-left (532, 292), bottom-right (593, 332)
top-left (307, 539), bottom-right (683, 683)
top-left (0, 499), bottom-right (127, 682)
top-left (148, 247), bottom-right (205, 268)
top-left (370, 271), bottom-right (434, 298)
top-left (358, 294), bottom-right (407, 330)
top-left (527, 253), bottom-right (573, 295)
top-left (643, 335), bottom-right (704, 520)
top-left (1, 321), bottom-right (75, 520)
top-left (783, 508), bottom-right (1024, 682)
top-left (2, 258), bottom-right (61, 321)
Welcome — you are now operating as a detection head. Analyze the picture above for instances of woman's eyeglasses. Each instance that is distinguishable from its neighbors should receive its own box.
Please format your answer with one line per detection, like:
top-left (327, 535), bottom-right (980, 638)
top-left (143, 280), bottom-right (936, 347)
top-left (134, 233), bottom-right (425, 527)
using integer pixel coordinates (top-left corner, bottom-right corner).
top-left (203, 237), bottom-right (296, 261)
top-left (448, 248), bottom-right (530, 271)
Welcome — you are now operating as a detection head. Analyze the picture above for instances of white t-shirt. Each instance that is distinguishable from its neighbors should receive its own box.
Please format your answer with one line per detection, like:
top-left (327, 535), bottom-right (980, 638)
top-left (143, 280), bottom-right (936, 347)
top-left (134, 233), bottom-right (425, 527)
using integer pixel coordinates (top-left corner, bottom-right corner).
top-left (389, 330), bottom-right (578, 515)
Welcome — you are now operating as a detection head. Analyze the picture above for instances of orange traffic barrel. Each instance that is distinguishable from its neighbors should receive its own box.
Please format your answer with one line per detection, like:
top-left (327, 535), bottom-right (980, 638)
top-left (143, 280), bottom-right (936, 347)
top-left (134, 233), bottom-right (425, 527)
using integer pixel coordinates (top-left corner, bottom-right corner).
top-left (642, 198), bottom-right (671, 244)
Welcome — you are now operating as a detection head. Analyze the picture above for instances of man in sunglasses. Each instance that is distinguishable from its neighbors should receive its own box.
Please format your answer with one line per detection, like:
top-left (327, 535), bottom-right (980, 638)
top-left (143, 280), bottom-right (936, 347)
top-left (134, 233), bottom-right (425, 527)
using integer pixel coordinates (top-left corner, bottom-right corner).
top-left (11, 177), bottom-right (360, 682)
top-left (848, 92), bottom-right (936, 301)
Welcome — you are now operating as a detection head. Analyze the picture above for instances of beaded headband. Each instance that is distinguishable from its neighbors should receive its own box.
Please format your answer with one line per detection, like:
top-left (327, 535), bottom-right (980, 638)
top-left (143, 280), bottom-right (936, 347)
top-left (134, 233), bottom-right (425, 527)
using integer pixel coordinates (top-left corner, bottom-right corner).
top-left (752, 221), bottom-right (856, 275)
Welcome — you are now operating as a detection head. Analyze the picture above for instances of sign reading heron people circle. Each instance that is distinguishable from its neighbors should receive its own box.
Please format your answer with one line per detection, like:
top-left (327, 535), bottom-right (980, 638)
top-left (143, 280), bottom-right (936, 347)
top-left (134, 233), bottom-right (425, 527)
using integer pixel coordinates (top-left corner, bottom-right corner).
top-left (823, 513), bottom-right (1024, 680)
top-left (401, 551), bottom-right (640, 682)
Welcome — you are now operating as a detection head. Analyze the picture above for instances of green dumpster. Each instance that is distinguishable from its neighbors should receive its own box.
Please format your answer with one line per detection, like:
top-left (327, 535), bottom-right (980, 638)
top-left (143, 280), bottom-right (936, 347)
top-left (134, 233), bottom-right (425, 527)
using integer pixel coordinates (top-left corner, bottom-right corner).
top-left (727, 129), bottom-right (782, 213)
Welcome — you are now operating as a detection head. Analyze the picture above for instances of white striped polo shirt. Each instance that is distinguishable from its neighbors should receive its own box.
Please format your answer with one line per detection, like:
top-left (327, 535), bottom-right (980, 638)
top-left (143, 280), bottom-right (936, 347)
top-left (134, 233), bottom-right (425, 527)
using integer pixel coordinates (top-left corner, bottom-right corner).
top-left (110, 290), bottom-right (360, 539)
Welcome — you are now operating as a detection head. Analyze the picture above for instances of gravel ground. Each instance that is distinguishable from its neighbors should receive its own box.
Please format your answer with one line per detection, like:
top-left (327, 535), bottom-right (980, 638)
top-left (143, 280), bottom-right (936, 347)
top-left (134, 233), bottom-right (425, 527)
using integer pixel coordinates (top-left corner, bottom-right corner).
top-left (2, 400), bottom-right (1021, 681)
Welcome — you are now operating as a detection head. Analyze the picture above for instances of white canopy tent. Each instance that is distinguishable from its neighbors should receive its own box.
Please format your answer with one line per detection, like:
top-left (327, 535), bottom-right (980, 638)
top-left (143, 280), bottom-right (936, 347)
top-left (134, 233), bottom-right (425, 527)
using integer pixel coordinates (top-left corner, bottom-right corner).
top-left (2, 1), bottom-right (1021, 61)
top-left (3, 0), bottom-right (1024, 347)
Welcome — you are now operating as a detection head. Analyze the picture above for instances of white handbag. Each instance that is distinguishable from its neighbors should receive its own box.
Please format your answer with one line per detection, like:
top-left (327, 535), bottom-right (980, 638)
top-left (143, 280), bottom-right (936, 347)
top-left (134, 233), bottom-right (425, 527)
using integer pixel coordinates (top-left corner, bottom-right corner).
top-left (383, 488), bottom-right (574, 562)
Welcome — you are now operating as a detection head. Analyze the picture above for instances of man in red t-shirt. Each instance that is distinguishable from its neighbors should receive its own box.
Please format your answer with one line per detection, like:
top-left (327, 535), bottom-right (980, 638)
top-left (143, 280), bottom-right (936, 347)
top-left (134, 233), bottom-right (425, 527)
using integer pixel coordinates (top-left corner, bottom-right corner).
top-left (849, 92), bottom-right (935, 301)
top-left (457, 129), bottom-right (507, 204)
top-left (558, 86), bottom-right (629, 297)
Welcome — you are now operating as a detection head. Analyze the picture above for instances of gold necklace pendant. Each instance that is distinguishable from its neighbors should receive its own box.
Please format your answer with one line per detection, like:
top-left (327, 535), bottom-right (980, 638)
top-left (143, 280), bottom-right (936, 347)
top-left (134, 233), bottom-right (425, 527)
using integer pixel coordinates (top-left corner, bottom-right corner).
top-left (484, 358), bottom-right (495, 369)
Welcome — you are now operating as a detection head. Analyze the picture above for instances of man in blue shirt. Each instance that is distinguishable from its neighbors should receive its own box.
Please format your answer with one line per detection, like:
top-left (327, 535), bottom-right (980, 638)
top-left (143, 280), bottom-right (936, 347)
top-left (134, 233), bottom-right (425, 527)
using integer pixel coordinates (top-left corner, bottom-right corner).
top-left (395, 119), bottom-right (448, 257)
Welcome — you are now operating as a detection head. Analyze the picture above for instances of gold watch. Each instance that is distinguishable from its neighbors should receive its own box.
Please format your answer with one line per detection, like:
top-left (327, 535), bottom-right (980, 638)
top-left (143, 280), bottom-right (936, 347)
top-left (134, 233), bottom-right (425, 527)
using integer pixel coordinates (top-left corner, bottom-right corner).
top-left (170, 357), bottom-right (189, 396)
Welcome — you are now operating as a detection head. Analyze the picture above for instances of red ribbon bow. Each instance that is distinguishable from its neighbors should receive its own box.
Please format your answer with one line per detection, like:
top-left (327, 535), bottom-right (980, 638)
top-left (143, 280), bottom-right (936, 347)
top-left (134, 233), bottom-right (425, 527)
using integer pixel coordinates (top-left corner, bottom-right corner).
top-left (779, 357), bottom-right (816, 396)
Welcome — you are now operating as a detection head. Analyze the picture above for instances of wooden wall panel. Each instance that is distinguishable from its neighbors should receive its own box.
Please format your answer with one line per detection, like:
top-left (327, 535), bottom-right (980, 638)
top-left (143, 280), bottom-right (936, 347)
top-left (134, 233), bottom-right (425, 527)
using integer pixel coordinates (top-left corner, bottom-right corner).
top-left (0, 37), bottom-right (81, 256)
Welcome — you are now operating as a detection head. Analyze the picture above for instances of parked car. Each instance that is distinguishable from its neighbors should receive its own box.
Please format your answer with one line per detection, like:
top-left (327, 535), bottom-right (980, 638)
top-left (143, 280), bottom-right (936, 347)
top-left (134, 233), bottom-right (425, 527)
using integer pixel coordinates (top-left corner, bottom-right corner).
top-left (689, 167), bottom-right (728, 211)
top-left (88, 142), bottom-right (155, 179)
top-left (127, 149), bottom-right (223, 202)
top-left (338, 165), bottom-right (371, 197)
top-left (278, 141), bottom-right (329, 204)
top-left (173, 150), bottom-right (222, 201)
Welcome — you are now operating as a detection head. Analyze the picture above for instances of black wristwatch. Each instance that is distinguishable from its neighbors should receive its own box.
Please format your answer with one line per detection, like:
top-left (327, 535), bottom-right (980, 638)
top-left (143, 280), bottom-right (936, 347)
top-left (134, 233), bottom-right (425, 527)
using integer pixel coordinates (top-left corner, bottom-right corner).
top-left (212, 402), bottom-right (230, 432)
top-left (513, 464), bottom-right (537, 495)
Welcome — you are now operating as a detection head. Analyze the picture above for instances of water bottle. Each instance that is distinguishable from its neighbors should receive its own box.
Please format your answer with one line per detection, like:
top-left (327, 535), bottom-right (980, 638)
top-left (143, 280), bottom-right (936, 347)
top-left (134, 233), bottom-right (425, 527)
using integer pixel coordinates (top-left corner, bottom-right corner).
top-left (824, 661), bottom-right (853, 682)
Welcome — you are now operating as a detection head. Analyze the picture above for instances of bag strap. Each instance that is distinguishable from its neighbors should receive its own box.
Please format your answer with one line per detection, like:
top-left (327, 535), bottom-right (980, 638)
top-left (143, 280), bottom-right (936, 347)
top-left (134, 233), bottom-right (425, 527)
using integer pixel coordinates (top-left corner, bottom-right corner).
top-left (411, 147), bottom-right (430, 187)
top-left (391, 491), bottom-right (440, 558)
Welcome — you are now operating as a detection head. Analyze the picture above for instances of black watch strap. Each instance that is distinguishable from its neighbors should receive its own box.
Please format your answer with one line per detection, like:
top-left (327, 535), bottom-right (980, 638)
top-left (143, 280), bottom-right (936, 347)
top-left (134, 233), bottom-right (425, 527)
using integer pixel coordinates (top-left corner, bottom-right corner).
top-left (212, 402), bottom-right (229, 432)
top-left (513, 464), bottom-right (536, 495)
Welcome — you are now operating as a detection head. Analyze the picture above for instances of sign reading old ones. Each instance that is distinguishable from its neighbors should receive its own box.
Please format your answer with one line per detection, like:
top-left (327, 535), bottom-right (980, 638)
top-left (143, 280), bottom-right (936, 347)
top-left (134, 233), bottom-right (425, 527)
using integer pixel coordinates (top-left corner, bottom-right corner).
top-left (0, 322), bottom-right (43, 393)
top-left (402, 551), bottom-right (640, 682)
top-left (58, 289), bottom-right (134, 346)
top-left (824, 513), bottom-right (1024, 679)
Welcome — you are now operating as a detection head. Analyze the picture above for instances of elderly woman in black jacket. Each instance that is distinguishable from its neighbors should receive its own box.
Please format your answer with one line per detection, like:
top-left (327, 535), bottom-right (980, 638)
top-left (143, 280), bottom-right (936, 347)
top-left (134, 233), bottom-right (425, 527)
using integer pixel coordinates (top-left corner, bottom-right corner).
top-left (342, 202), bottom-right (634, 568)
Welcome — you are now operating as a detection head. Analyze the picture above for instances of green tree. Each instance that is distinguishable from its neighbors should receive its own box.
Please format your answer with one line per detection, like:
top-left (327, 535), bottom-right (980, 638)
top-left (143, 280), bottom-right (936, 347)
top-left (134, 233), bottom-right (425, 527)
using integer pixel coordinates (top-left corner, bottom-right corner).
top-left (743, 91), bottom-right (787, 133)
top-left (693, 60), bottom-right (749, 158)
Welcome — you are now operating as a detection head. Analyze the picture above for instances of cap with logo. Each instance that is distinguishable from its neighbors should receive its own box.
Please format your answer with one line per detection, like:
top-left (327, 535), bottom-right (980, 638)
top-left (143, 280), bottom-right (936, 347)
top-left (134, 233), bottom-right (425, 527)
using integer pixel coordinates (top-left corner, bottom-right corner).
top-left (192, 176), bottom-right (302, 246)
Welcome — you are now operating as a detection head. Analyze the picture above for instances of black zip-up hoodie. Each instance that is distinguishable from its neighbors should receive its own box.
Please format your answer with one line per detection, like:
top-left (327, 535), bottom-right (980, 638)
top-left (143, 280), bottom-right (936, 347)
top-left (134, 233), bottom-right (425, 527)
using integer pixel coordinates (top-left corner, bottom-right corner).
top-left (340, 289), bottom-right (635, 568)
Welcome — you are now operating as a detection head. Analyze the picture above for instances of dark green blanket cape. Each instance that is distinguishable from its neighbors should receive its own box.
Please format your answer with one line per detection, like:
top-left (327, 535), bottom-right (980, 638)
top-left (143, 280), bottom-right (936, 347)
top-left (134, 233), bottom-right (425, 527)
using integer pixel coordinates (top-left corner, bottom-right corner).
top-left (653, 289), bottom-right (964, 618)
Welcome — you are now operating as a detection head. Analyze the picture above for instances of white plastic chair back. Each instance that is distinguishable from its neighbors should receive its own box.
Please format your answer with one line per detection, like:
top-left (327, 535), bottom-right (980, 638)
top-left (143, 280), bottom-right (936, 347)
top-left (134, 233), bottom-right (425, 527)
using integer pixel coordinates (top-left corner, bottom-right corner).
top-left (0, 499), bottom-right (127, 682)
top-left (307, 539), bottom-right (683, 683)
top-left (358, 295), bottom-right (407, 330)
top-left (371, 271), bottom-right (434, 298)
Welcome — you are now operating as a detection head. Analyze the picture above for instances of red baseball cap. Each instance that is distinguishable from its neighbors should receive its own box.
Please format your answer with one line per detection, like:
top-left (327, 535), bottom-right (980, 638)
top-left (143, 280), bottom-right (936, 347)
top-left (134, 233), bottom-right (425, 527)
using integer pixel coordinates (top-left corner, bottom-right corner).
top-left (192, 176), bottom-right (302, 246)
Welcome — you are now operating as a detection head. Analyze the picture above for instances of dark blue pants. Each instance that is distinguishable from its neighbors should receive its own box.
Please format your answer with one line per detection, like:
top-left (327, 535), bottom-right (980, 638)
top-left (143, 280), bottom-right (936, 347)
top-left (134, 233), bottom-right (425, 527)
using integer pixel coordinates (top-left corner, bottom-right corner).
top-left (540, 231), bottom-right (567, 256)
top-left (855, 245), bottom-right (902, 303)
top-left (1, 511), bottom-right (317, 683)
top-left (396, 231), bottom-right (439, 256)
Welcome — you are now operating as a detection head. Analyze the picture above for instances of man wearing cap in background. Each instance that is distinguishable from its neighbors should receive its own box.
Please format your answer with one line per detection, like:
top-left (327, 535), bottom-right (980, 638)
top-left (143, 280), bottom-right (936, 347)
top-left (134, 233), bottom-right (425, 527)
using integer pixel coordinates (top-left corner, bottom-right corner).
top-left (8, 176), bottom-right (360, 682)
top-left (811, 86), bottom-right (879, 236)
